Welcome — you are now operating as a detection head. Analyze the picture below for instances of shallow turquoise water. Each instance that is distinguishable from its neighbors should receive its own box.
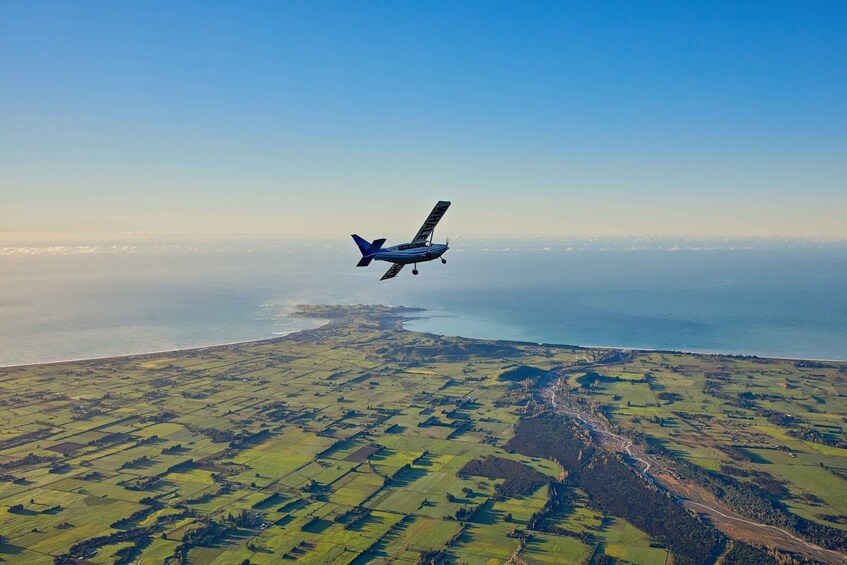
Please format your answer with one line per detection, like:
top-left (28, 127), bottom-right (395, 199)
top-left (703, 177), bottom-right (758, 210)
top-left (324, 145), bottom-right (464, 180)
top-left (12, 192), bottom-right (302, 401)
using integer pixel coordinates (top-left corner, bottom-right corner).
top-left (1, 237), bottom-right (844, 365)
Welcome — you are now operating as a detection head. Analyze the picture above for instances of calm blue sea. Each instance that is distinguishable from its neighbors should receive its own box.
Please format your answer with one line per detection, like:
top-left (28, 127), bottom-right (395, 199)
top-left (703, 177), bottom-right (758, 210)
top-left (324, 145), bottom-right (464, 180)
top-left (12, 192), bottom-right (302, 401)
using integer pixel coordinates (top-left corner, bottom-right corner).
top-left (1, 235), bottom-right (845, 366)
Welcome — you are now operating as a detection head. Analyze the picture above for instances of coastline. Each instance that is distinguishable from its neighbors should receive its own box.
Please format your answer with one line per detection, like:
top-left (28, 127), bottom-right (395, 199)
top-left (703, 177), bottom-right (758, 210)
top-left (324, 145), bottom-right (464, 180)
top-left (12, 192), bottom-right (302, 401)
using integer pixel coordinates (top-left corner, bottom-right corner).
top-left (404, 311), bottom-right (847, 363)
top-left (0, 320), bottom-right (329, 370)
top-left (2, 305), bottom-right (844, 369)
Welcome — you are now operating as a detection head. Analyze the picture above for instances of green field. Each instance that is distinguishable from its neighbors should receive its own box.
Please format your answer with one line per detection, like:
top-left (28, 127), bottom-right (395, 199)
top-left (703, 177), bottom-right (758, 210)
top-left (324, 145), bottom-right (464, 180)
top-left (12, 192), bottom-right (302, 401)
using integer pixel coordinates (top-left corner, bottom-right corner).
top-left (0, 304), bottom-right (843, 564)
top-left (570, 351), bottom-right (847, 530)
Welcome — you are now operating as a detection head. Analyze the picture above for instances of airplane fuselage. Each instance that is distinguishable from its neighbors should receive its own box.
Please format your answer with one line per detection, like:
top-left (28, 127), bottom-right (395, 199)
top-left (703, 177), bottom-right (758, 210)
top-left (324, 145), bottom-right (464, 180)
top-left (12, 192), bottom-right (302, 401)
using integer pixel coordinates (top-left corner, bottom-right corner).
top-left (372, 242), bottom-right (449, 265)
top-left (352, 200), bottom-right (451, 279)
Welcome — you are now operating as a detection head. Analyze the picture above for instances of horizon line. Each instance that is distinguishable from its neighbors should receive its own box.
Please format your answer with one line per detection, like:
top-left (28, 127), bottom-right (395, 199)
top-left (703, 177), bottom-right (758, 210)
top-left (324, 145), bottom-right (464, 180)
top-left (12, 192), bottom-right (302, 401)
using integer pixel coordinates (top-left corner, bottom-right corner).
top-left (2, 231), bottom-right (847, 241)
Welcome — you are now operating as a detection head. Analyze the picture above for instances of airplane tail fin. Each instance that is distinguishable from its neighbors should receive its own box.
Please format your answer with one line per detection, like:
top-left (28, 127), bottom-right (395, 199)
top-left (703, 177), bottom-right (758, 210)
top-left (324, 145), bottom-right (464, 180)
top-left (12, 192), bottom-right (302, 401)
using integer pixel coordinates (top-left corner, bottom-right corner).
top-left (352, 235), bottom-right (386, 267)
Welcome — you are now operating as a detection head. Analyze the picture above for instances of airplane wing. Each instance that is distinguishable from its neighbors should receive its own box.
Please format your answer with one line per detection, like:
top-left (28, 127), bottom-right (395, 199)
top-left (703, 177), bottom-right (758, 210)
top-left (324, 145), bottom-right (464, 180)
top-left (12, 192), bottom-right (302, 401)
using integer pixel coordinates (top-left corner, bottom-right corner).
top-left (380, 263), bottom-right (405, 281)
top-left (411, 200), bottom-right (451, 243)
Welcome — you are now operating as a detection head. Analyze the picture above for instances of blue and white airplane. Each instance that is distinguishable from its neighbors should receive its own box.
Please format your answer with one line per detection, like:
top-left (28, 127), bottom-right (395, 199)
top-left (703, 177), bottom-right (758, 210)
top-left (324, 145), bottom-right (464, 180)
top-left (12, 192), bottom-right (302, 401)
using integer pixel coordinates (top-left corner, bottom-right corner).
top-left (352, 200), bottom-right (451, 281)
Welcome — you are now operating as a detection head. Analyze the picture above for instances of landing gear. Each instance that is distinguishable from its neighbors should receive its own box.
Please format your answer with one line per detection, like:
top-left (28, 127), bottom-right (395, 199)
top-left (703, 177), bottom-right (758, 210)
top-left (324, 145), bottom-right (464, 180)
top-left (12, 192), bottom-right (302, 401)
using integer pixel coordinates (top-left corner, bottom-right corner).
top-left (441, 258), bottom-right (447, 264)
top-left (412, 268), bottom-right (419, 275)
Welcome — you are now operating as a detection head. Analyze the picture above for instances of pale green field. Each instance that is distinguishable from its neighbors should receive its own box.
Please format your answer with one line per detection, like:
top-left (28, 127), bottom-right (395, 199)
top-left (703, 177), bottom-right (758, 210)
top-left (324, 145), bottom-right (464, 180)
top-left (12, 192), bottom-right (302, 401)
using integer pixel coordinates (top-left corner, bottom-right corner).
top-left (579, 350), bottom-right (847, 531)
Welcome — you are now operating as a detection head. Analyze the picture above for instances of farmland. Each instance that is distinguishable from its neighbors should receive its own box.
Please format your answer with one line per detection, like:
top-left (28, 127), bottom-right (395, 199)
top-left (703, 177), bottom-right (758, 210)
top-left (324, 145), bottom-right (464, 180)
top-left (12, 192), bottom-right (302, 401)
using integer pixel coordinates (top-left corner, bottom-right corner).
top-left (0, 304), bottom-right (844, 564)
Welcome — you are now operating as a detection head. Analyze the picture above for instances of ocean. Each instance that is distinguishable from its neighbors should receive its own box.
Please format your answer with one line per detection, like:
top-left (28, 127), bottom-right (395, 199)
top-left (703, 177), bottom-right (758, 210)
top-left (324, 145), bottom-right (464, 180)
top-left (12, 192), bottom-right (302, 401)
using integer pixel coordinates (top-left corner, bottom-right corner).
top-left (1, 235), bottom-right (845, 366)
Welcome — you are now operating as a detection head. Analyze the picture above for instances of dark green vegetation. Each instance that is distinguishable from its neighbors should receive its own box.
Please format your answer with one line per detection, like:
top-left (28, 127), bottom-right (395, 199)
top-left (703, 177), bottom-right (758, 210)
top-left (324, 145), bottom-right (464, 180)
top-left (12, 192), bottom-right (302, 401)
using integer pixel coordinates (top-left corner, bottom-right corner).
top-left (505, 414), bottom-right (719, 565)
top-left (0, 304), bottom-right (844, 564)
top-left (458, 456), bottom-right (546, 499)
top-left (556, 346), bottom-right (847, 559)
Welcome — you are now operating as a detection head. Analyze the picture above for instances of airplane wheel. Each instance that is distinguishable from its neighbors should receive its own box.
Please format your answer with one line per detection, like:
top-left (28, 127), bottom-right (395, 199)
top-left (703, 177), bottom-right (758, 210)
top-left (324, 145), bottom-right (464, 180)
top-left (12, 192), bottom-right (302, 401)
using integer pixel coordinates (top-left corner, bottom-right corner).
top-left (412, 269), bottom-right (419, 275)
top-left (441, 258), bottom-right (447, 264)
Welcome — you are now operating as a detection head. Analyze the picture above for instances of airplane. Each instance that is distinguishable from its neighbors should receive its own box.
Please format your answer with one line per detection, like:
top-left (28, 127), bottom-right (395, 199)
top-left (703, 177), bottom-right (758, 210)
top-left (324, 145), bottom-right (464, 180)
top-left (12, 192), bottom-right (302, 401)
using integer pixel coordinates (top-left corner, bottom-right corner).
top-left (352, 200), bottom-right (451, 281)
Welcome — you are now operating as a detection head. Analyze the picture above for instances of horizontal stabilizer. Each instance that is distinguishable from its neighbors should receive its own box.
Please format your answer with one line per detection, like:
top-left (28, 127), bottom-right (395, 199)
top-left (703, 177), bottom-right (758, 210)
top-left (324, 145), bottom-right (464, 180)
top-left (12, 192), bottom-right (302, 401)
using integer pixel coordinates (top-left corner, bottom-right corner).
top-left (352, 235), bottom-right (386, 267)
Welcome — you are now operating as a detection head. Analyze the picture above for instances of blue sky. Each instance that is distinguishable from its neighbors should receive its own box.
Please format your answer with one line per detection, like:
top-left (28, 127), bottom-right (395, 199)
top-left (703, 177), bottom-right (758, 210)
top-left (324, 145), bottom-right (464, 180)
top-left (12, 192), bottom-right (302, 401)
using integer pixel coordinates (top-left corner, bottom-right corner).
top-left (1, 1), bottom-right (845, 236)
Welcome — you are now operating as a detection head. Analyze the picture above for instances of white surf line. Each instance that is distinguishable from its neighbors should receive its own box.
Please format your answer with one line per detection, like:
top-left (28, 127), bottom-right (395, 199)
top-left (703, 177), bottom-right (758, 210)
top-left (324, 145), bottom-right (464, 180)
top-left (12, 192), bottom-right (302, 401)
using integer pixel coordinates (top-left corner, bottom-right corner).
top-left (0, 319), bottom-right (329, 369)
